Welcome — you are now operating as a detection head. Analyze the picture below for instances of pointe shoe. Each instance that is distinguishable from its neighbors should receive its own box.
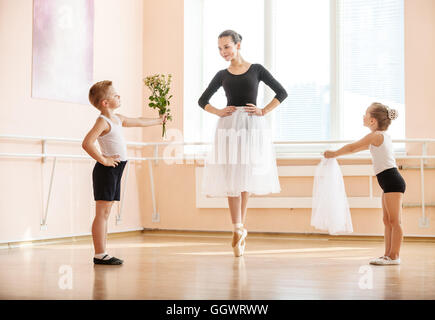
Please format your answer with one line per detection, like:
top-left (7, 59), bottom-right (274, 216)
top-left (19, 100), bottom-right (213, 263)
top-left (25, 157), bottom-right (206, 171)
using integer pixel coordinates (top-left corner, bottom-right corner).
top-left (240, 228), bottom-right (248, 255)
top-left (232, 228), bottom-right (248, 257)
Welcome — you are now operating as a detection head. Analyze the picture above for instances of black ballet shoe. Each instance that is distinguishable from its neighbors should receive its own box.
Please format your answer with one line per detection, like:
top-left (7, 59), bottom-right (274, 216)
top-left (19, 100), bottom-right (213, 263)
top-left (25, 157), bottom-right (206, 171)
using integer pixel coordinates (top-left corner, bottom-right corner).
top-left (93, 255), bottom-right (124, 265)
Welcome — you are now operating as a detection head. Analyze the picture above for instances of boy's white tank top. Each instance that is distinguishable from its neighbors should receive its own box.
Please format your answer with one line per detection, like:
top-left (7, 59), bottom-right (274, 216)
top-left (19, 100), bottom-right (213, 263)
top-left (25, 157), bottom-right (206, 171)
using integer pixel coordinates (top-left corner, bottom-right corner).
top-left (369, 131), bottom-right (396, 175)
top-left (97, 115), bottom-right (127, 161)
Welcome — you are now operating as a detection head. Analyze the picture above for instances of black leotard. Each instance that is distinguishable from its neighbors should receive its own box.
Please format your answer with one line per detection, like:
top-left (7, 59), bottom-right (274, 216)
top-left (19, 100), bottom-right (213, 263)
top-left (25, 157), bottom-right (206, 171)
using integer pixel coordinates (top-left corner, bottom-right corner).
top-left (198, 63), bottom-right (288, 109)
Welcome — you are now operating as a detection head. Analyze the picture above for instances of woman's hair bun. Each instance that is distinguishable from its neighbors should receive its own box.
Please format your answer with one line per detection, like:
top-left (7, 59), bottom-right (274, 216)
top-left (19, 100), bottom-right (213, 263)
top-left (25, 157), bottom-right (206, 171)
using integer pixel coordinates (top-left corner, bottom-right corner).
top-left (219, 30), bottom-right (242, 44)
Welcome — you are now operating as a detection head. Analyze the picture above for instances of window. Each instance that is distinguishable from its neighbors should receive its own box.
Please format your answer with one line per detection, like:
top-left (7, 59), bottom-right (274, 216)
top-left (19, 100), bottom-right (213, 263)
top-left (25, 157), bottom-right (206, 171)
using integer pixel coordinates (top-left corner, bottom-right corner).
top-left (184, 0), bottom-right (405, 154)
top-left (339, 0), bottom-right (405, 141)
top-left (273, 0), bottom-right (330, 146)
top-left (184, 0), bottom-right (264, 154)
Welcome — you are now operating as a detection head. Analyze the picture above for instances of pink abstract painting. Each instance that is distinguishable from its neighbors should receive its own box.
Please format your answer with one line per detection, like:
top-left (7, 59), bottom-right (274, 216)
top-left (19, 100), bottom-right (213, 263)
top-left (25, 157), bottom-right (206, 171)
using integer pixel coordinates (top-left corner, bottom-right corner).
top-left (32, 0), bottom-right (94, 105)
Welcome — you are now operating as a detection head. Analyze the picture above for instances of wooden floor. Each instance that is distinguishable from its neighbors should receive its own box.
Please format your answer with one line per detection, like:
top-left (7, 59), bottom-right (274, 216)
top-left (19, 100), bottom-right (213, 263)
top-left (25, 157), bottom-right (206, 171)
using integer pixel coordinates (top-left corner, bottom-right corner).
top-left (1, 231), bottom-right (434, 300)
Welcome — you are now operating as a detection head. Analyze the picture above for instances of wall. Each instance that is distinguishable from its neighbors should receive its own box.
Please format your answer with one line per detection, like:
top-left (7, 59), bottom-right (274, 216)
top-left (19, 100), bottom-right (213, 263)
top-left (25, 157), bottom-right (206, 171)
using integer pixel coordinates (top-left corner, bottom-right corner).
top-left (141, 0), bottom-right (435, 237)
top-left (0, 0), bottom-right (146, 242)
top-left (1, 0), bottom-right (434, 243)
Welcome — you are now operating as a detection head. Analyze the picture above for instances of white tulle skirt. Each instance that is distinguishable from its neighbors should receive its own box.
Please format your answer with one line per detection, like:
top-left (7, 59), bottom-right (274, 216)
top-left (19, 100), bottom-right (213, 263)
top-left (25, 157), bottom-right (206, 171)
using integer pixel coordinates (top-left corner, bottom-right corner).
top-left (201, 108), bottom-right (281, 197)
top-left (311, 158), bottom-right (353, 235)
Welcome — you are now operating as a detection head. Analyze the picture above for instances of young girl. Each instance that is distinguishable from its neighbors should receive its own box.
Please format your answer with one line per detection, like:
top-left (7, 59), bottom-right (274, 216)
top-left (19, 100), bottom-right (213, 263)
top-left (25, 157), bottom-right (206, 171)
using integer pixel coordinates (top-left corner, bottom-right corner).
top-left (324, 102), bottom-right (405, 265)
top-left (198, 30), bottom-right (287, 257)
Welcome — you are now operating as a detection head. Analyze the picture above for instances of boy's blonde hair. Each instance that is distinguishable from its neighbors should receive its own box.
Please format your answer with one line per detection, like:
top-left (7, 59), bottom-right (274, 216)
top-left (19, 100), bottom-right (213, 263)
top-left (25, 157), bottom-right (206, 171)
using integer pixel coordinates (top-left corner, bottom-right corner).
top-left (88, 80), bottom-right (113, 109)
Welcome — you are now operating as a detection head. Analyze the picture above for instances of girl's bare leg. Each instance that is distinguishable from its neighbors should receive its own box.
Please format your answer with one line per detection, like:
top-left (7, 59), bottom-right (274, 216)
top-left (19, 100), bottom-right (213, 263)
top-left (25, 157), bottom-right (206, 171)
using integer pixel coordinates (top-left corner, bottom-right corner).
top-left (384, 193), bottom-right (404, 260)
top-left (382, 192), bottom-right (392, 257)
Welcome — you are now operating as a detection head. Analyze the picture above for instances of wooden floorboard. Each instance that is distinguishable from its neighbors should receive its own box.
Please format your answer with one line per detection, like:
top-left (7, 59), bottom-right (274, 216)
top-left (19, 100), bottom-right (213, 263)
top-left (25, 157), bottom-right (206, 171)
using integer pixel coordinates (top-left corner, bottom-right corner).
top-left (0, 231), bottom-right (434, 299)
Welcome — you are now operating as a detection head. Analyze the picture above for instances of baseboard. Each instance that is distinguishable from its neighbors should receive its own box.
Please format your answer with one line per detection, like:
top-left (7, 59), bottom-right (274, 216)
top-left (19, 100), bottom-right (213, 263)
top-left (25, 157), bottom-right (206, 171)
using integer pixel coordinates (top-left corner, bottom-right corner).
top-left (1, 229), bottom-right (144, 249)
top-left (2, 228), bottom-right (433, 249)
top-left (141, 228), bottom-right (435, 242)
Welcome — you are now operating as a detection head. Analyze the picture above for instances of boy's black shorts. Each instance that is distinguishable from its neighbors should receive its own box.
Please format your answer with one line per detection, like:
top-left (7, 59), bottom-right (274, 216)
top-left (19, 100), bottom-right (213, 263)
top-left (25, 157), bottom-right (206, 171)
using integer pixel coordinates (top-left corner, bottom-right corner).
top-left (92, 161), bottom-right (127, 201)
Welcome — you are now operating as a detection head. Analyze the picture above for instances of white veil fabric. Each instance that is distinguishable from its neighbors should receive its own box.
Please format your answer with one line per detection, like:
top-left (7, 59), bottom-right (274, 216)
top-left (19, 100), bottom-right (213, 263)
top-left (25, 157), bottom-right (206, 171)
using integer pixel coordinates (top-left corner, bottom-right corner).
top-left (311, 158), bottom-right (353, 235)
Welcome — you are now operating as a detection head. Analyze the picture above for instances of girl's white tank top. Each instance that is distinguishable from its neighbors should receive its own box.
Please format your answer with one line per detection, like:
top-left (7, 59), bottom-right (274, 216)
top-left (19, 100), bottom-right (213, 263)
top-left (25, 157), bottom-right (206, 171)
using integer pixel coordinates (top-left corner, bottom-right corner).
top-left (97, 115), bottom-right (127, 161)
top-left (369, 131), bottom-right (396, 175)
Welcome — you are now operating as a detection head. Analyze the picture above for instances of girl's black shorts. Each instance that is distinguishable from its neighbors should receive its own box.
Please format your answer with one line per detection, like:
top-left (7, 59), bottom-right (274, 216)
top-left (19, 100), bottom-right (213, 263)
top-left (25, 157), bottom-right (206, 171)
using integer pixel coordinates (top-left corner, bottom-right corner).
top-left (376, 167), bottom-right (406, 193)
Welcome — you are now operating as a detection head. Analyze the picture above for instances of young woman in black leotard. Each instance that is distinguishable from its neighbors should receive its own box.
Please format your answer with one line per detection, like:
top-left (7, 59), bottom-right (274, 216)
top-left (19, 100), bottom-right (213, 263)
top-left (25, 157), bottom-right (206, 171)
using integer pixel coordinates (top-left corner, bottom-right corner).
top-left (198, 30), bottom-right (287, 257)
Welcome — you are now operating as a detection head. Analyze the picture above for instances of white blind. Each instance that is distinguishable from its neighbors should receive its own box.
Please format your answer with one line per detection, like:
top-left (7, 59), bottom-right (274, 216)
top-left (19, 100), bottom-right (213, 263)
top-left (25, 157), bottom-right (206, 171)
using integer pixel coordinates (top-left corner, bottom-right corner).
top-left (339, 0), bottom-right (405, 141)
top-left (184, 0), bottom-right (405, 151)
top-left (200, 0), bottom-right (264, 143)
top-left (184, 0), bottom-right (264, 154)
top-left (273, 0), bottom-right (331, 142)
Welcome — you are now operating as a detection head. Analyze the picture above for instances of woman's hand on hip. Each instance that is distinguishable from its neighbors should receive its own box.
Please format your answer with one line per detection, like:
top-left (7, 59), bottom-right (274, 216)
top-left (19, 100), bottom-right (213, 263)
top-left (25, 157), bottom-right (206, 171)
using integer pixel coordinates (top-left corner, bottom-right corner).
top-left (218, 106), bottom-right (236, 117)
top-left (244, 103), bottom-right (264, 116)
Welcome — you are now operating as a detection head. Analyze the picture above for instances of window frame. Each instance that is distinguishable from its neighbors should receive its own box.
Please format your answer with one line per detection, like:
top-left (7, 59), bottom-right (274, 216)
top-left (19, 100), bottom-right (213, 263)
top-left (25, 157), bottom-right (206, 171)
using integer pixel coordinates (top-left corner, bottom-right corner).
top-left (184, 0), bottom-right (405, 155)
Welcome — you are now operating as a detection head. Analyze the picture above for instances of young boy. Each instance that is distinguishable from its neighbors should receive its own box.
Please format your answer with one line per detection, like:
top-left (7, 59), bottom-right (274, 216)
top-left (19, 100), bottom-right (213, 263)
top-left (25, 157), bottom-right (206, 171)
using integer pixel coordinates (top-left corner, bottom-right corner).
top-left (82, 80), bottom-right (166, 265)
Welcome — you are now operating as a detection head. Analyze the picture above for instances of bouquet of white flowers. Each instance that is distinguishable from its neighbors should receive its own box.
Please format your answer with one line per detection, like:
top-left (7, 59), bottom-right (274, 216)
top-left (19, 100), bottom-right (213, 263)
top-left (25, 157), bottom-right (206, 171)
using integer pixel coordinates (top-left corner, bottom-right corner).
top-left (143, 74), bottom-right (173, 138)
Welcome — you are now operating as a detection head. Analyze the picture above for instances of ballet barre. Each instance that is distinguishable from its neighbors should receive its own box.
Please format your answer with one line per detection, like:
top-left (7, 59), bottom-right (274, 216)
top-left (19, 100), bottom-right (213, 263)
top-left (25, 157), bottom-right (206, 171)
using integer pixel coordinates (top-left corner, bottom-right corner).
top-left (1, 134), bottom-right (434, 229)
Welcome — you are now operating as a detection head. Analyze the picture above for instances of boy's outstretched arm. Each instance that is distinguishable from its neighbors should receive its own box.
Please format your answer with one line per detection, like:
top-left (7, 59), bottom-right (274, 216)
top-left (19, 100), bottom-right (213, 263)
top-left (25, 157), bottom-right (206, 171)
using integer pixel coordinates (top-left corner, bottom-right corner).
top-left (116, 113), bottom-right (167, 128)
top-left (324, 132), bottom-right (377, 158)
top-left (82, 118), bottom-right (120, 167)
